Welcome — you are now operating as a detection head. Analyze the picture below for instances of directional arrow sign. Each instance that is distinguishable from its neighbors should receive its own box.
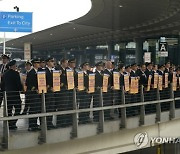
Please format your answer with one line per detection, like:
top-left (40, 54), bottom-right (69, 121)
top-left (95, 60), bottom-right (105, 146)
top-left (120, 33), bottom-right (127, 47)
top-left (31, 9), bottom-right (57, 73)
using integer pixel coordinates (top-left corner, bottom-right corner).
top-left (0, 12), bottom-right (32, 32)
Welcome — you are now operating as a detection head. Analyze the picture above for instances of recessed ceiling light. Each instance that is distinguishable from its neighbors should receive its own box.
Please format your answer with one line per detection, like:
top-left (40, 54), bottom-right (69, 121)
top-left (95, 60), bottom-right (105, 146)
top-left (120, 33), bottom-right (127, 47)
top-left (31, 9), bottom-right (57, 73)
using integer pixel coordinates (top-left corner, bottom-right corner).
top-left (119, 5), bottom-right (123, 8)
top-left (50, 33), bottom-right (53, 35)
top-left (73, 28), bottom-right (76, 30)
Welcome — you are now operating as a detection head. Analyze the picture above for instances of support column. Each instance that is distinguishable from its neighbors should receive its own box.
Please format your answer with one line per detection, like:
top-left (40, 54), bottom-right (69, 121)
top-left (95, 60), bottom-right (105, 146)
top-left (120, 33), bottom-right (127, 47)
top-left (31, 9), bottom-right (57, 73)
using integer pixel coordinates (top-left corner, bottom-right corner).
top-left (107, 42), bottom-right (114, 60)
top-left (178, 34), bottom-right (180, 65)
top-left (63, 48), bottom-right (67, 59)
top-left (148, 39), bottom-right (157, 64)
top-left (79, 54), bottom-right (83, 65)
top-left (134, 38), bottom-right (144, 64)
top-left (89, 46), bottom-right (96, 65)
top-left (24, 43), bottom-right (32, 60)
top-left (78, 47), bottom-right (86, 64)
top-left (119, 42), bottom-right (127, 64)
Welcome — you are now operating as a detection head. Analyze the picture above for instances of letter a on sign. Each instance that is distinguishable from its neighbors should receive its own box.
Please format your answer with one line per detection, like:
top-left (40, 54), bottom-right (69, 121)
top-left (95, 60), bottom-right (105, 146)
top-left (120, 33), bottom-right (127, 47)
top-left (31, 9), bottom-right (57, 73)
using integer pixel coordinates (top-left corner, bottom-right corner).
top-left (159, 42), bottom-right (167, 51)
top-left (160, 44), bottom-right (166, 51)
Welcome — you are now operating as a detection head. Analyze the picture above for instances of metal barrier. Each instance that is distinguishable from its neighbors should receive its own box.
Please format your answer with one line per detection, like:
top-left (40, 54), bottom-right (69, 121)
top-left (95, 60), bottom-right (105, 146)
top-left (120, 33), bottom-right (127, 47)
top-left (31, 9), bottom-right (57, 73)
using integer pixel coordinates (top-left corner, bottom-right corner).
top-left (0, 83), bottom-right (180, 150)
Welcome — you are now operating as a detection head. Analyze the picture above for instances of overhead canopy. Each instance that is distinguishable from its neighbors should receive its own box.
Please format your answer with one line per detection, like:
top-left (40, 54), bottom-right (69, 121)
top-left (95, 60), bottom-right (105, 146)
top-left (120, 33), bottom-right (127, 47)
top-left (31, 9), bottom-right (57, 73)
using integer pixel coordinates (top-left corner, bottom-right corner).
top-left (5, 0), bottom-right (180, 51)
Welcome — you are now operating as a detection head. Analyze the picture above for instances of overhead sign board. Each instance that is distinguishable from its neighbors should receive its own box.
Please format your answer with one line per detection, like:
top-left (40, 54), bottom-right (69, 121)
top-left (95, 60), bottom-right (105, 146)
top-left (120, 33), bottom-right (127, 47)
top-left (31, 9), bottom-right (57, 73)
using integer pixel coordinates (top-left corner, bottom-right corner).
top-left (159, 42), bottom-right (167, 52)
top-left (0, 12), bottom-right (32, 32)
top-left (159, 42), bottom-right (168, 57)
top-left (158, 52), bottom-right (168, 57)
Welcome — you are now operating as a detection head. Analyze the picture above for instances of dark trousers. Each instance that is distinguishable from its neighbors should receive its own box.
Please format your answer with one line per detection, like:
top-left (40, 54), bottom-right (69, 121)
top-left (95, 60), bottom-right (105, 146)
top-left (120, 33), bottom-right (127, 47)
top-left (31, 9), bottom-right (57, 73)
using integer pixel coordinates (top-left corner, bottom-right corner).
top-left (7, 92), bottom-right (21, 128)
top-left (103, 90), bottom-right (113, 120)
top-left (93, 90), bottom-right (100, 122)
top-left (23, 91), bottom-right (31, 114)
top-left (160, 88), bottom-right (170, 112)
top-left (144, 90), bottom-right (156, 114)
top-left (0, 90), bottom-right (3, 107)
top-left (77, 91), bottom-right (91, 124)
top-left (28, 91), bottom-right (41, 129)
top-left (125, 93), bottom-right (140, 117)
top-left (175, 90), bottom-right (180, 108)
top-left (114, 90), bottom-right (121, 117)
top-left (56, 89), bottom-right (73, 127)
top-left (45, 91), bottom-right (55, 128)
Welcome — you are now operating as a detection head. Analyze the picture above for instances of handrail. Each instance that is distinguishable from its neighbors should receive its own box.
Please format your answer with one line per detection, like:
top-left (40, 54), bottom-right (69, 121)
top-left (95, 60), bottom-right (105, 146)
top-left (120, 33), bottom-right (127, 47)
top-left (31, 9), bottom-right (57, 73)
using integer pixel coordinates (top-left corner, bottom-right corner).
top-left (0, 98), bottom-right (176, 121)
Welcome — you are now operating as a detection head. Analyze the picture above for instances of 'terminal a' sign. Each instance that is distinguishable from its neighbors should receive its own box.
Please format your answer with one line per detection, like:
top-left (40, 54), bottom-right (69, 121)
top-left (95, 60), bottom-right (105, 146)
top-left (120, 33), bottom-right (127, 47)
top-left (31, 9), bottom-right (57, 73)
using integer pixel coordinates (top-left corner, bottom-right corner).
top-left (0, 12), bottom-right (32, 32)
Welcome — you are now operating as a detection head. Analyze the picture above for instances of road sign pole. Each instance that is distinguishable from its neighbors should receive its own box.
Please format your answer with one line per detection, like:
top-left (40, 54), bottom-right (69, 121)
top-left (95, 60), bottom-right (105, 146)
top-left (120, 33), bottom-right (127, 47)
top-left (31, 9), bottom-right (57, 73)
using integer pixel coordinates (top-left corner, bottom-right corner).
top-left (3, 32), bottom-right (6, 54)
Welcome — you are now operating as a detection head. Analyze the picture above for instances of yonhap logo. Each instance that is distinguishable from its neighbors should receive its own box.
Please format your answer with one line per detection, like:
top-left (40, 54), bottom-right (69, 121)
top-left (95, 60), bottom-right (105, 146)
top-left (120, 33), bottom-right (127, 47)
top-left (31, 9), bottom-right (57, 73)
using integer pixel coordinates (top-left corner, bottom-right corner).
top-left (134, 132), bottom-right (149, 149)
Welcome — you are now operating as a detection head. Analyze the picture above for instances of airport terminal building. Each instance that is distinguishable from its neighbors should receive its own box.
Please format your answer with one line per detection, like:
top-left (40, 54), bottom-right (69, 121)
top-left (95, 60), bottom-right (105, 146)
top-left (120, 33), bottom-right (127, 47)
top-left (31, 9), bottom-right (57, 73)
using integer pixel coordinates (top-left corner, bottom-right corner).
top-left (3, 0), bottom-right (180, 66)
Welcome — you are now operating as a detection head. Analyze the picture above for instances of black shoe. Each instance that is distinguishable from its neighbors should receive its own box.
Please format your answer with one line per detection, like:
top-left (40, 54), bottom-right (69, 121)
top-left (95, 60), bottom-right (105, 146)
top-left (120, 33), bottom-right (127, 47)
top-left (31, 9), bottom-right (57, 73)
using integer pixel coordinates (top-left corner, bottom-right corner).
top-left (21, 111), bottom-right (29, 115)
top-left (79, 120), bottom-right (89, 124)
top-left (28, 127), bottom-right (40, 132)
top-left (104, 117), bottom-right (114, 121)
top-left (93, 119), bottom-right (99, 123)
top-left (55, 124), bottom-right (61, 128)
top-left (9, 126), bottom-right (17, 130)
top-left (47, 125), bottom-right (56, 130)
top-left (56, 124), bottom-right (71, 128)
top-left (79, 121), bottom-right (85, 124)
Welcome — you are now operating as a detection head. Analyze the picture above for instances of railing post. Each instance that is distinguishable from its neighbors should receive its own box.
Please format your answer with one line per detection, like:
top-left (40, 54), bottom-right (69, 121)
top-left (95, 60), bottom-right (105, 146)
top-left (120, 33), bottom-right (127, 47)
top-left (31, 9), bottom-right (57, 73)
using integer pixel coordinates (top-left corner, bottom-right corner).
top-left (156, 87), bottom-right (161, 123)
top-left (120, 86), bottom-right (127, 129)
top-left (39, 91), bottom-right (47, 144)
top-left (2, 91), bottom-right (9, 150)
top-left (98, 88), bottom-right (104, 134)
top-left (169, 83), bottom-right (175, 120)
top-left (139, 85), bottom-right (145, 126)
top-left (71, 88), bottom-right (78, 139)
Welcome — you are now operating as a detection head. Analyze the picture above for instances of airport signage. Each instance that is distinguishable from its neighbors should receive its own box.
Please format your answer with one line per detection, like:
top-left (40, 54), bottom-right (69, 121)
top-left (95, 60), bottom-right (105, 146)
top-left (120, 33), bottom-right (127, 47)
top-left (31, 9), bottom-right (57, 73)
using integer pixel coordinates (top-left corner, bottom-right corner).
top-left (159, 42), bottom-right (168, 52)
top-left (0, 12), bottom-right (32, 32)
top-left (144, 52), bottom-right (151, 63)
top-left (159, 42), bottom-right (168, 57)
top-left (158, 51), bottom-right (168, 57)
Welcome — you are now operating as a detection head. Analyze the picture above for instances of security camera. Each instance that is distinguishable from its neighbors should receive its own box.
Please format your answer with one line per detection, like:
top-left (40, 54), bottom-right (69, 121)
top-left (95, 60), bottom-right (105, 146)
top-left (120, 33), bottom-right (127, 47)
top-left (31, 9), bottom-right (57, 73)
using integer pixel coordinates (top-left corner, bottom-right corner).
top-left (14, 6), bottom-right (19, 12)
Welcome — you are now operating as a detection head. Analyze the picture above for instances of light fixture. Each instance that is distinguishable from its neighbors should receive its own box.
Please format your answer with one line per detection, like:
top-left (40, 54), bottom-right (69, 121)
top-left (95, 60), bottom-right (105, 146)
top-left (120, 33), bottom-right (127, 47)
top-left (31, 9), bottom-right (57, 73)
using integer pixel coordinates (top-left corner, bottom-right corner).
top-left (50, 33), bottom-right (53, 36)
top-left (119, 5), bottom-right (123, 8)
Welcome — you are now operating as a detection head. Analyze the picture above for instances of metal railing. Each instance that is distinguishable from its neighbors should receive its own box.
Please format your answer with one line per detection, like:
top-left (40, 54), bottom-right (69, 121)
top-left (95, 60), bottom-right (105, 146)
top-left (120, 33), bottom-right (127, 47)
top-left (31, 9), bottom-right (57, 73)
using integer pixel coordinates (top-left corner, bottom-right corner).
top-left (0, 84), bottom-right (180, 150)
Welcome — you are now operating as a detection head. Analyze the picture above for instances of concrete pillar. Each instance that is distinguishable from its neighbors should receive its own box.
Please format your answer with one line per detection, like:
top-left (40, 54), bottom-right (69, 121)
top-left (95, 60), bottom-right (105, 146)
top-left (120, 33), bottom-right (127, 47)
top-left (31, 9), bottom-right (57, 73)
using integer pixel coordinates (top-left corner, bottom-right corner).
top-left (178, 35), bottom-right (180, 65)
top-left (63, 50), bottom-right (67, 59)
top-left (108, 42), bottom-right (114, 60)
top-left (148, 40), bottom-right (157, 64)
top-left (64, 48), bottom-right (72, 59)
top-left (78, 54), bottom-right (83, 65)
top-left (119, 42), bottom-right (127, 64)
top-left (134, 38), bottom-right (144, 64)
top-left (88, 46), bottom-right (96, 66)
top-left (24, 43), bottom-right (32, 60)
